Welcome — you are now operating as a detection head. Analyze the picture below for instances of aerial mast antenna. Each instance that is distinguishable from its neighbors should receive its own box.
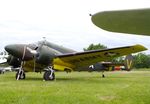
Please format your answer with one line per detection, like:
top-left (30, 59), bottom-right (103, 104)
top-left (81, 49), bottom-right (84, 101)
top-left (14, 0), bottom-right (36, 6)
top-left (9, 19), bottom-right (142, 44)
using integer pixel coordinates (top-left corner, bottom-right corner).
top-left (43, 37), bottom-right (46, 45)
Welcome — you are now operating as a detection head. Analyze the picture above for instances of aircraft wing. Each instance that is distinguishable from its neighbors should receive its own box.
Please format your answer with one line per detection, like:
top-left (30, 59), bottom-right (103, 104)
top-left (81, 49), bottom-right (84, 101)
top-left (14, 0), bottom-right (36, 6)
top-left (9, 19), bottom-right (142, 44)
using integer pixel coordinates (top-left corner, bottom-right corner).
top-left (92, 8), bottom-right (150, 35)
top-left (55, 44), bottom-right (147, 68)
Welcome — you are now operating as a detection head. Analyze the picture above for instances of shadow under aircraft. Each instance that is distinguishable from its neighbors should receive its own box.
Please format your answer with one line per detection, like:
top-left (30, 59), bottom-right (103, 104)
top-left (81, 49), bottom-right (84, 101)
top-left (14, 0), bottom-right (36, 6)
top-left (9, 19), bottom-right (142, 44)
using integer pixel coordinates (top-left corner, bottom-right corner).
top-left (4, 40), bottom-right (147, 81)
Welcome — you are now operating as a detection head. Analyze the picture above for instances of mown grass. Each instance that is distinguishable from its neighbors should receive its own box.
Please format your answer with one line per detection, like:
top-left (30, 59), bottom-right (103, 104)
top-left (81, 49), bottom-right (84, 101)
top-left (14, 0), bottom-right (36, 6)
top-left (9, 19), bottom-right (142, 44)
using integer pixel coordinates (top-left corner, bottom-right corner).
top-left (0, 71), bottom-right (150, 104)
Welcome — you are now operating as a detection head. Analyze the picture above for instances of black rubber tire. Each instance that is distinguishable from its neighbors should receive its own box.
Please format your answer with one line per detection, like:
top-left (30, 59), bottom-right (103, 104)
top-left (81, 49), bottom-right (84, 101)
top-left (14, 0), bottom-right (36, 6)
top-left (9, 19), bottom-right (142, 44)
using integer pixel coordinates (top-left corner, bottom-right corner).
top-left (16, 71), bottom-right (26, 80)
top-left (43, 70), bottom-right (55, 81)
top-left (102, 74), bottom-right (105, 78)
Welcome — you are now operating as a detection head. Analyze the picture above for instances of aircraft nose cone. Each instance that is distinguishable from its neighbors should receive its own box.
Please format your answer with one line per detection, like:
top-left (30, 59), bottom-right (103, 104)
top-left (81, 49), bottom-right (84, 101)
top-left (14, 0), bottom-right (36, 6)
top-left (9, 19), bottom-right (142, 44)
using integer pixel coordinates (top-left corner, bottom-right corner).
top-left (5, 44), bottom-right (33, 60)
top-left (5, 44), bottom-right (16, 54)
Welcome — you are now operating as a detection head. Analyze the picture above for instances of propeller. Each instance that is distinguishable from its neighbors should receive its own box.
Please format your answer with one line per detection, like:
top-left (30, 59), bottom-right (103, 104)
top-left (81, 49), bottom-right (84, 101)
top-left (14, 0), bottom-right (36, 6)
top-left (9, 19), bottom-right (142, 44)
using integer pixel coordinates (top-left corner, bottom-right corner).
top-left (26, 47), bottom-right (38, 55)
top-left (91, 8), bottom-right (150, 35)
top-left (26, 46), bottom-right (39, 72)
top-left (26, 40), bottom-right (46, 72)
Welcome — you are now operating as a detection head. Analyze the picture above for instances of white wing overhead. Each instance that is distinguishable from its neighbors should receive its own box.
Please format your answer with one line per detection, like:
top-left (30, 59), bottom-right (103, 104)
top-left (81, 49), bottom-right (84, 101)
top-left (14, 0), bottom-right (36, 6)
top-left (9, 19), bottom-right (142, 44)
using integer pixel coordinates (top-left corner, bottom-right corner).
top-left (0, 51), bottom-right (8, 64)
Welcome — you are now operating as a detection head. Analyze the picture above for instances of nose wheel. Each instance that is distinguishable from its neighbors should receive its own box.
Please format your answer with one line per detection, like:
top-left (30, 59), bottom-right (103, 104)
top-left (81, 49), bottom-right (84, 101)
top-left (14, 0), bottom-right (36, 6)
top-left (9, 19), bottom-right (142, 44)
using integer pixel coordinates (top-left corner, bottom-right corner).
top-left (16, 46), bottom-right (26, 80)
top-left (16, 69), bottom-right (26, 80)
top-left (43, 66), bottom-right (55, 81)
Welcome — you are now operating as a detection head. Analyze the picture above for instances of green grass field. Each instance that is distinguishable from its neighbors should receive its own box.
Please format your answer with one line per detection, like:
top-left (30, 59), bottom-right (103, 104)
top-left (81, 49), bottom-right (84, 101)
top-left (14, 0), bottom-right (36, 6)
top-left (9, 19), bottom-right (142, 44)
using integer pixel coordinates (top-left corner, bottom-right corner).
top-left (0, 71), bottom-right (150, 104)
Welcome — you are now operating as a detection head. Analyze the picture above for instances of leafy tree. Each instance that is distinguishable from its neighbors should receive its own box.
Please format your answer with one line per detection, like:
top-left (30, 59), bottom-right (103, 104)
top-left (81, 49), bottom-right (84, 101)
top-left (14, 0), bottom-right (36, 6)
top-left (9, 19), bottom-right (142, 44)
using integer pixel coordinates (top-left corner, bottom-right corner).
top-left (111, 56), bottom-right (124, 63)
top-left (133, 53), bottom-right (150, 68)
top-left (83, 43), bottom-right (107, 51)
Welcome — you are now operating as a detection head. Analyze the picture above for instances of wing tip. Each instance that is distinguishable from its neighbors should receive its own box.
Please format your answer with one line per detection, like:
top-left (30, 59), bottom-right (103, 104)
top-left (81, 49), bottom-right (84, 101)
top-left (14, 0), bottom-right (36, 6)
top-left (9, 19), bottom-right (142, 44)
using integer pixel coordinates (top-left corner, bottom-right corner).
top-left (134, 44), bottom-right (148, 51)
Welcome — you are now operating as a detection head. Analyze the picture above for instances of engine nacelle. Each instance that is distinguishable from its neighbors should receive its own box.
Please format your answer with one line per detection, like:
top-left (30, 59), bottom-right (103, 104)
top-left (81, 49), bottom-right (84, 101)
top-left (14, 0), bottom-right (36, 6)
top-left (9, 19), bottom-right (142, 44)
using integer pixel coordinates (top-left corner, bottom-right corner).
top-left (35, 46), bottom-right (60, 66)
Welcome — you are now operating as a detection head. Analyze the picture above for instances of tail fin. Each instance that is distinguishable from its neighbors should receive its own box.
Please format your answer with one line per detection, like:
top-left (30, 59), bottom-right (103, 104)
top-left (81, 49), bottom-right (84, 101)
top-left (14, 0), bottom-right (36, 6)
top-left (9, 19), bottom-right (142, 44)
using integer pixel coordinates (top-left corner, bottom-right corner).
top-left (124, 54), bottom-right (133, 71)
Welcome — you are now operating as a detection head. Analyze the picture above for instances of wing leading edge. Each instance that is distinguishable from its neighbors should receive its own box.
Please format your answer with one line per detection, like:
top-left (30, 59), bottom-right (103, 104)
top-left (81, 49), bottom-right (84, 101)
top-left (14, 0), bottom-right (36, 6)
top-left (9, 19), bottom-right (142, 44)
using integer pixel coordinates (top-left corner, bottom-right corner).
top-left (54, 44), bottom-right (147, 69)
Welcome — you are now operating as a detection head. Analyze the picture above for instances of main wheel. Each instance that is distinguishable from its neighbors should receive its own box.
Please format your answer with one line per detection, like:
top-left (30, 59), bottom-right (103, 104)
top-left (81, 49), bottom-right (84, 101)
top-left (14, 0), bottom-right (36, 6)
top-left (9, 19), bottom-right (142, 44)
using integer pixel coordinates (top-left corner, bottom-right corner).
top-left (16, 70), bottom-right (26, 80)
top-left (102, 74), bottom-right (105, 78)
top-left (43, 70), bottom-right (55, 81)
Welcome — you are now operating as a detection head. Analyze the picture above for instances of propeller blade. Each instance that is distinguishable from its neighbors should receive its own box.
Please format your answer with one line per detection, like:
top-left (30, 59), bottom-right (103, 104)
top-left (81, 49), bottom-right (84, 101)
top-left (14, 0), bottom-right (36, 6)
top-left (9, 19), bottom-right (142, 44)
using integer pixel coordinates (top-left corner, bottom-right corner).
top-left (91, 8), bottom-right (150, 35)
top-left (26, 46), bottom-right (38, 72)
top-left (26, 47), bottom-right (38, 55)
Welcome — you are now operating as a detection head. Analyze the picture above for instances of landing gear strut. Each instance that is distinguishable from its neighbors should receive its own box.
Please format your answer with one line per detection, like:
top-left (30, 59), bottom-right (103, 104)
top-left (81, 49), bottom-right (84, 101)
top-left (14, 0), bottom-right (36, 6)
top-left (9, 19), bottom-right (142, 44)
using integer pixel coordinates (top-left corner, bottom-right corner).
top-left (43, 66), bottom-right (55, 81)
top-left (16, 69), bottom-right (25, 80)
top-left (16, 46), bottom-right (26, 80)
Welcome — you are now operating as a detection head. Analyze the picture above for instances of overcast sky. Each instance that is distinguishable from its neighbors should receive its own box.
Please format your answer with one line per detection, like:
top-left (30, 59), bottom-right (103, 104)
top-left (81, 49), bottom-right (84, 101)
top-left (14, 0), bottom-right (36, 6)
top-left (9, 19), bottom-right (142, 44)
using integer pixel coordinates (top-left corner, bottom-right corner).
top-left (0, 0), bottom-right (150, 53)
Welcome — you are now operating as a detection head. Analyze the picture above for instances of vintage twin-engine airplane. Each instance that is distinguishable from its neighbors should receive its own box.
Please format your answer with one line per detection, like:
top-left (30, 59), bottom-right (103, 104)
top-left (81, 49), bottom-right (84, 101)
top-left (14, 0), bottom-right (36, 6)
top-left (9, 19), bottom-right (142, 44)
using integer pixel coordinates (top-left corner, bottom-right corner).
top-left (91, 8), bottom-right (150, 35)
top-left (4, 40), bottom-right (147, 81)
top-left (79, 54), bottom-right (133, 77)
